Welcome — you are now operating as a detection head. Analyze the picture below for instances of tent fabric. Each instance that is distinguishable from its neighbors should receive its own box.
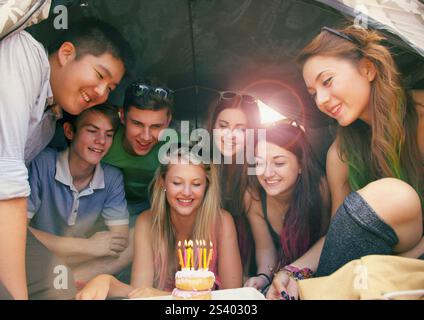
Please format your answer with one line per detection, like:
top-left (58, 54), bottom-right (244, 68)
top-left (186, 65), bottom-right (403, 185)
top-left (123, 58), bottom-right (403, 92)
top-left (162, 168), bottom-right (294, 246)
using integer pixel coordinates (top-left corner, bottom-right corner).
top-left (26, 0), bottom-right (423, 129)
top-left (30, 0), bottom-right (352, 128)
top-left (21, 0), bottom-right (422, 166)
top-left (3, 0), bottom-right (420, 126)
top-left (318, 0), bottom-right (424, 58)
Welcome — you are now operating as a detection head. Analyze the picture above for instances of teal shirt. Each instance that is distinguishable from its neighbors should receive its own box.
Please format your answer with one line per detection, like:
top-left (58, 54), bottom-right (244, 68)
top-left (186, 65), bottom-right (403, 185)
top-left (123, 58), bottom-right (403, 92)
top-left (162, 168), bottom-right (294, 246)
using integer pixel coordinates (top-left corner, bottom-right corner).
top-left (102, 126), bottom-right (163, 205)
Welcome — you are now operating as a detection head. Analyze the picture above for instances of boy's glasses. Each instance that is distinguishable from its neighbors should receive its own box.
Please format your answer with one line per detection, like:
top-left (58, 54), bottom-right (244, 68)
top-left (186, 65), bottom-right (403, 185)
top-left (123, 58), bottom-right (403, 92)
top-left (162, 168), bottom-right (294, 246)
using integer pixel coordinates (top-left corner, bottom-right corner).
top-left (321, 26), bottom-right (361, 46)
top-left (132, 83), bottom-right (174, 100)
top-left (218, 91), bottom-right (257, 104)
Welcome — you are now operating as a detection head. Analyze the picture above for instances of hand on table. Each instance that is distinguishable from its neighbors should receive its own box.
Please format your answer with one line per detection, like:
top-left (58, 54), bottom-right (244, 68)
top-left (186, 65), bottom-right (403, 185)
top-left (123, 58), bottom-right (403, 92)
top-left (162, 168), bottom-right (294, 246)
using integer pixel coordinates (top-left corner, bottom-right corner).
top-left (266, 271), bottom-right (299, 300)
top-left (127, 287), bottom-right (169, 299)
top-left (244, 275), bottom-right (269, 291)
top-left (75, 274), bottom-right (111, 300)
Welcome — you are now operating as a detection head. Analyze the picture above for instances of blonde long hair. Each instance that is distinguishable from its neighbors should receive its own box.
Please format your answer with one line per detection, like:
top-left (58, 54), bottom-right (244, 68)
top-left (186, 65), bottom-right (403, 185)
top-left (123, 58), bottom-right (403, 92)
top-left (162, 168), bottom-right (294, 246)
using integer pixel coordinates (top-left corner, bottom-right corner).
top-left (149, 147), bottom-right (222, 289)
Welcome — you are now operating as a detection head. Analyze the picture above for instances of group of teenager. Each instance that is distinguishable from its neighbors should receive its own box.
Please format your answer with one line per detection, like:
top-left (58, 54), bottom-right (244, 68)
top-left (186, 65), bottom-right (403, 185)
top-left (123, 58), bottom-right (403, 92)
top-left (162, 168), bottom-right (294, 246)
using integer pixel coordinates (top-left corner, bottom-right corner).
top-left (0, 16), bottom-right (423, 300)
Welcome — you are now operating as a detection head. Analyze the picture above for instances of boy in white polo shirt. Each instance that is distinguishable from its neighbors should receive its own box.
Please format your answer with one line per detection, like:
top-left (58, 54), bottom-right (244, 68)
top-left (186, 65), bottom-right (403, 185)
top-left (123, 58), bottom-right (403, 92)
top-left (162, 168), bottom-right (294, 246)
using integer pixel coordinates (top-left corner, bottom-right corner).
top-left (27, 105), bottom-right (129, 286)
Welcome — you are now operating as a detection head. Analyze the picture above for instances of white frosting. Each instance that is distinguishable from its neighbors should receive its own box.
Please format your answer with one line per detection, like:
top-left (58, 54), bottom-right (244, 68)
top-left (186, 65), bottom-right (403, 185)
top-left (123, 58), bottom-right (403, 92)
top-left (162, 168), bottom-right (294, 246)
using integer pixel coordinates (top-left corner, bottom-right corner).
top-left (175, 269), bottom-right (215, 279)
top-left (172, 288), bottom-right (211, 298)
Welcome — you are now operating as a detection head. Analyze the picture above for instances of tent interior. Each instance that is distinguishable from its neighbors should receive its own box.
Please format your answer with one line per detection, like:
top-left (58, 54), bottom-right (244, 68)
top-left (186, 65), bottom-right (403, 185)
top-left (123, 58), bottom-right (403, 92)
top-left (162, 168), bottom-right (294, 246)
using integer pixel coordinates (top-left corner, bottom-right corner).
top-left (26, 0), bottom-right (424, 165)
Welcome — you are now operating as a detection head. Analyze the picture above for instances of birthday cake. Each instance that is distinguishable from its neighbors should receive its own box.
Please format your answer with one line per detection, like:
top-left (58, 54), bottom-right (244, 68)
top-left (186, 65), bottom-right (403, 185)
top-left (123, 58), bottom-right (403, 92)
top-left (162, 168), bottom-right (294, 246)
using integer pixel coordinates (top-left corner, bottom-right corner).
top-left (172, 240), bottom-right (215, 300)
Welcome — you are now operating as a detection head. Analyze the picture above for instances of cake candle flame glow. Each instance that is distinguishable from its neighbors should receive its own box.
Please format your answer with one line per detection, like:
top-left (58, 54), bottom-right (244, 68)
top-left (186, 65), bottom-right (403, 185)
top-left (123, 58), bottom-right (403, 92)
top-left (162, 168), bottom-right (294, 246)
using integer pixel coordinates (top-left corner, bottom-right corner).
top-left (178, 239), bottom-right (214, 271)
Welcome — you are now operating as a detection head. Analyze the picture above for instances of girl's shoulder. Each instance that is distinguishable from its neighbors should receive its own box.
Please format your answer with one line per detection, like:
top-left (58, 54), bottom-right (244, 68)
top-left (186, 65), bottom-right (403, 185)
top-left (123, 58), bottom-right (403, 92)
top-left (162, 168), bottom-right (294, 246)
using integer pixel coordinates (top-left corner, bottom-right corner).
top-left (243, 188), bottom-right (264, 219)
top-left (326, 137), bottom-right (348, 172)
top-left (218, 209), bottom-right (234, 223)
top-left (327, 137), bottom-right (341, 159)
top-left (216, 209), bottom-right (236, 240)
top-left (243, 187), bottom-right (260, 205)
top-left (134, 210), bottom-right (154, 230)
top-left (218, 209), bottom-right (245, 233)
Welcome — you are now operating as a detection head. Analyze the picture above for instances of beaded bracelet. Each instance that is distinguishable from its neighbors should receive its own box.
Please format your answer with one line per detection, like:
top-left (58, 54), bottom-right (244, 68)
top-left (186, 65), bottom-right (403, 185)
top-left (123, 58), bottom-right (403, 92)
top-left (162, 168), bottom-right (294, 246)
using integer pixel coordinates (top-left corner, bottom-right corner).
top-left (281, 265), bottom-right (314, 281)
top-left (256, 273), bottom-right (272, 285)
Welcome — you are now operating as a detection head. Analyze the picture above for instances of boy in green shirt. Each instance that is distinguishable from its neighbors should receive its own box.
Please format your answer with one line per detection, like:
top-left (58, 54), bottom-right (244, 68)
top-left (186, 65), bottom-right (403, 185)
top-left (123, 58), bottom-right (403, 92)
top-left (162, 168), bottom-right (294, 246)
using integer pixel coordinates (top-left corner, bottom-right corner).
top-left (102, 79), bottom-right (174, 217)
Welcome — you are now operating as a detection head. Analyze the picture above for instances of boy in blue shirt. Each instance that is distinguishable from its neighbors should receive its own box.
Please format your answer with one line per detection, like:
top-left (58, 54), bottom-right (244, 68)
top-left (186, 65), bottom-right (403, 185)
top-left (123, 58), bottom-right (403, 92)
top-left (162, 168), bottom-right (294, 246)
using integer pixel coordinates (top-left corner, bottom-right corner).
top-left (28, 104), bottom-right (129, 285)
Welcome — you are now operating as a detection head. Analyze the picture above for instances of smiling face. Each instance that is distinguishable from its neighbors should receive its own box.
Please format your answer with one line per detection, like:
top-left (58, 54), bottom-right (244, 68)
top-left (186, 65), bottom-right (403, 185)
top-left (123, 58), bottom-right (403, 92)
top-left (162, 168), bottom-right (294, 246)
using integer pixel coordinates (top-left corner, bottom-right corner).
top-left (255, 140), bottom-right (301, 197)
top-left (65, 111), bottom-right (115, 166)
top-left (164, 163), bottom-right (207, 218)
top-left (302, 55), bottom-right (375, 126)
top-left (213, 108), bottom-right (248, 157)
top-left (122, 107), bottom-right (171, 156)
top-left (51, 43), bottom-right (125, 115)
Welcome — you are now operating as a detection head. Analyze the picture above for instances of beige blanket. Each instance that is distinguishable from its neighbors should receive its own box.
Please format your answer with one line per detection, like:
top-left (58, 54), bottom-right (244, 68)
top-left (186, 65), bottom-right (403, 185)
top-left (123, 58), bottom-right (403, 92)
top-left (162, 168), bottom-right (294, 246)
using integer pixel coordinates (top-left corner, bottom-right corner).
top-left (298, 255), bottom-right (424, 300)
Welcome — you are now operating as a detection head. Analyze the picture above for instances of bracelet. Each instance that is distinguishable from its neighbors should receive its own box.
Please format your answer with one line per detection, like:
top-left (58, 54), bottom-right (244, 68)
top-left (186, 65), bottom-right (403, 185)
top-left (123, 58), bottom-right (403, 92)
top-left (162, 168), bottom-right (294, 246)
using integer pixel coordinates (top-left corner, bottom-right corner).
top-left (281, 265), bottom-right (313, 281)
top-left (256, 273), bottom-right (272, 285)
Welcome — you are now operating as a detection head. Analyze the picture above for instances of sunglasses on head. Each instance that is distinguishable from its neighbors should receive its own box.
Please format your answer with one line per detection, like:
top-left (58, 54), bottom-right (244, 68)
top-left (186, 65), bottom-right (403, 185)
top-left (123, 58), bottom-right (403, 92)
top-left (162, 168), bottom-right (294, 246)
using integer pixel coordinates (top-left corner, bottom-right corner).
top-left (218, 91), bottom-right (257, 104)
top-left (132, 83), bottom-right (174, 100)
top-left (321, 26), bottom-right (361, 46)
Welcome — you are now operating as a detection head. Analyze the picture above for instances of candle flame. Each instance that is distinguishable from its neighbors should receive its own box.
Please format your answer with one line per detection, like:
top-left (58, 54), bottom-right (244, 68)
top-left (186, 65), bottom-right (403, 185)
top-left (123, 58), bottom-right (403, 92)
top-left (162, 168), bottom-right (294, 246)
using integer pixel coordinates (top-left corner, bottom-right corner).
top-left (177, 239), bottom-right (214, 271)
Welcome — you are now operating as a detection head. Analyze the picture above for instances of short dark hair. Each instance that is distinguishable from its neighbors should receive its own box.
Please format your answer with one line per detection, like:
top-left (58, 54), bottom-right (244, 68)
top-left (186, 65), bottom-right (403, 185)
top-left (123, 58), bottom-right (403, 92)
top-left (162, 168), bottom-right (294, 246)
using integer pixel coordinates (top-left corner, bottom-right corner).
top-left (123, 78), bottom-right (174, 115)
top-left (66, 104), bottom-right (120, 134)
top-left (49, 18), bottom-right (134, 73)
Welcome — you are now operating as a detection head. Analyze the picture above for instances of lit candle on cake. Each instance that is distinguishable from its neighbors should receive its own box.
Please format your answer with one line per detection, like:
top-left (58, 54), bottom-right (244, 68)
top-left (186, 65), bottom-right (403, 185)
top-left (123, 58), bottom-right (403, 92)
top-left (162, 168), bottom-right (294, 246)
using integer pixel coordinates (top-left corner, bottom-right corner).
top-left (206, 241), bottom-right (213, 270)
top-left (188, 240), bottom-right (194, 270)
top-left (178, 241), bottom-right (184, 270)
top-left (186, 247), bottom-right (191, 269)
top-left (196, 240), bottom-right (201, 270)
top-left (203, 240), bottom-right (207, 269)
top-left (183, 240), bottom-right (188, 268)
